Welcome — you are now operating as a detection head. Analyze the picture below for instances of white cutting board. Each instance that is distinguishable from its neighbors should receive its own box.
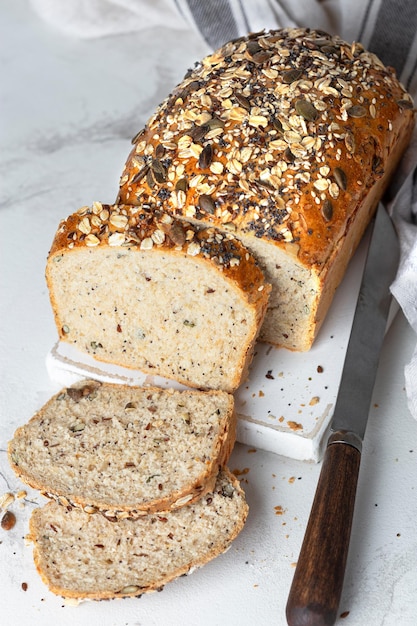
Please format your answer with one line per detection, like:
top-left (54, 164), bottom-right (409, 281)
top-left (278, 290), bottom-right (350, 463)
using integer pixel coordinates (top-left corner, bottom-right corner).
top-left (46, 231), bottom-right (379, 462)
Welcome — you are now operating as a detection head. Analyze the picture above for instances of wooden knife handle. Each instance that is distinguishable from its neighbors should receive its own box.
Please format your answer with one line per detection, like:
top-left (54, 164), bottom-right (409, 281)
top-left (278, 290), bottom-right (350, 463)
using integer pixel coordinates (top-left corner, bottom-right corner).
top-left (286, 440), bottom-right (361, 626)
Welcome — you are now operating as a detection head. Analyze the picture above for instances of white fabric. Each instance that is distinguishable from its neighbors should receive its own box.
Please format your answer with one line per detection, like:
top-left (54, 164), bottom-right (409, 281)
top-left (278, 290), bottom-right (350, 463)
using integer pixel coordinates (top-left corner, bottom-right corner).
top-left (30, 0), bottom-right (417, 420)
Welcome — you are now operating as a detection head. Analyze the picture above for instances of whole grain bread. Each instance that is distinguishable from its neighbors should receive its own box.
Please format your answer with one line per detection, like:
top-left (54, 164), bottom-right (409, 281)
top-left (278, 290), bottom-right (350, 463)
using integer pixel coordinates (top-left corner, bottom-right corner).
top-left (8, 381), bottom-right (236, 518)
top-left (118, 27), bottom-right (415, 350)
top-left (46, 206), bottom-right (270, 392)
top-left (28, 468), bottom-right (248, 600)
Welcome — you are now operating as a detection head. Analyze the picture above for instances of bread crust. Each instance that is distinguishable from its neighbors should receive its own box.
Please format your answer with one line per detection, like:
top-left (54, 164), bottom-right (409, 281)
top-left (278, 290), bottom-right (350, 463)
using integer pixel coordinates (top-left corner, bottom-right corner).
top-left (117, 27), bottom-right (415, 349)
top-left (8, 382), bottom-right (237, 518)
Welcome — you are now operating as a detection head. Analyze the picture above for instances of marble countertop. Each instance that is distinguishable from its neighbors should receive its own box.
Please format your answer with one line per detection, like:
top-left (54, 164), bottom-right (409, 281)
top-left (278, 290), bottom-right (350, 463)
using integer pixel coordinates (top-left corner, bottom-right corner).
top-left (1, 2), bottom-right (417, 624)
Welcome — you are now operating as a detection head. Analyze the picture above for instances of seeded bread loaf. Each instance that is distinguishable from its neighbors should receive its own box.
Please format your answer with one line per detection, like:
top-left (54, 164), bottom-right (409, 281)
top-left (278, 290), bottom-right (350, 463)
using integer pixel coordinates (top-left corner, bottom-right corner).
top-left (8, 381), bottom-right (236, 518)
top-left (118, 27), bottom-right (415, 351)
top-left (46, 205), bottom-right (270, 392)
top-left (28, 468), bottom-right (247, 600)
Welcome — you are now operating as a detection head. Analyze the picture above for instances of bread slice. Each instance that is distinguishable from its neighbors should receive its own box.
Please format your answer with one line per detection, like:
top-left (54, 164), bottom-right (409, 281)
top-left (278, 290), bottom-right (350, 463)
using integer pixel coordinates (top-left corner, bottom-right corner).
top-left (28, 468), bottom-right (248, 600)
top-left (8, 381), bottom-right (236, 518)
top-left (118, 27), bottom-right (415, 351)
top-left (46, 206), bottom-right (270, 392)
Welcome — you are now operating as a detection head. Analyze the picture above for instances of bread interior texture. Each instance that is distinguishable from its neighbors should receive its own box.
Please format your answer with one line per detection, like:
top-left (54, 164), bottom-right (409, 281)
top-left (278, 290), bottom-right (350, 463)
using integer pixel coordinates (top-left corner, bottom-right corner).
top-left (48, 246), bottom-right (258, 391)
top-left (9, 384), bottom-right (234, 513)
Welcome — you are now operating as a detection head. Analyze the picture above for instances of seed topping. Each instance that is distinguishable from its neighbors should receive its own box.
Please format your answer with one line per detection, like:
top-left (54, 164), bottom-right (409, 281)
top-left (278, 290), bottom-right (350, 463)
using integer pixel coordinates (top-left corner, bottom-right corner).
top-left (111, 28), bottom-right (414, 259)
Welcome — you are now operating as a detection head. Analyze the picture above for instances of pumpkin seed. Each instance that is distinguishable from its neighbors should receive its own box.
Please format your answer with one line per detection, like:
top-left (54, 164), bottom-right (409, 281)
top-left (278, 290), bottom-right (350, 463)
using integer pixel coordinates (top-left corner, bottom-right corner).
top-left (151, 159), bottom-right (167, 183)
top-left (198, 194), bottom-right (216, 214)
top-left (198, 143), bottom-right (213, 169)
top-left (295, 99), bottom-right (318, 122)
top-left (175, 177), bottom-right (188, 192)
top-left (347, 105), bottom-right (367, 118)
top-left (282, 69), bottom-right (302, 84)
top-left (146, 168), bottom-right (156, 188)
top-left (322, 199), bottom-right (333, 221)
top-left (334, 167), bottom-right (347, 191)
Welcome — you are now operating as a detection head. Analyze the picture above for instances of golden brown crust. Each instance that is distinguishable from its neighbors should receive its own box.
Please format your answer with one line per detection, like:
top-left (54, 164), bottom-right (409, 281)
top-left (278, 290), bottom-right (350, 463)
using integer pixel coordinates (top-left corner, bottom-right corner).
top-left (47, 202), bottom-right (270, 311)
top-left (118, 27), bottom-right (415, 273)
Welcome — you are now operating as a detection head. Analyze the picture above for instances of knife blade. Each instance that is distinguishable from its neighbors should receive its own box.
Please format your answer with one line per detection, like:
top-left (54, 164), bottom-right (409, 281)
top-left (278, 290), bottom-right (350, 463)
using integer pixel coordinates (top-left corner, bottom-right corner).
top-left (286, 203), bottom-right (400, 626)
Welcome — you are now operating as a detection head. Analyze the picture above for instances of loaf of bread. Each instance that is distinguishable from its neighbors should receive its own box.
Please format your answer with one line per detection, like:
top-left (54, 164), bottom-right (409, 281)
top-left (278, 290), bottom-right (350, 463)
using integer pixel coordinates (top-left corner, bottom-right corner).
top-left (28, 468), bottom-right (248, 600)
top-left (46, 205), bottom-right (270, 392)
top-left (118, 27), bottom-right (415, 350)
top-left (8, 381), bottom-right (236, 518)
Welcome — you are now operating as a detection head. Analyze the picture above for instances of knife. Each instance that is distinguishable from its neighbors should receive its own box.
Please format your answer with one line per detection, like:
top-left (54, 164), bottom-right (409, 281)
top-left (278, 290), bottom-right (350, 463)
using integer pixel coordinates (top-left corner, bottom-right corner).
top-left (286, 203), bottom-right (400, 626)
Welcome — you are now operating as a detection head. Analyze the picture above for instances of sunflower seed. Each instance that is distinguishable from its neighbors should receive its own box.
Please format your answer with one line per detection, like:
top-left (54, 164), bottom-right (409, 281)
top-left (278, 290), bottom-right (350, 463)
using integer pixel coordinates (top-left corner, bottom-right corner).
top-left (235, 93), bottom-right (251, 110)
top-left (198, 194), bottom-right (216, 214)
top-left (344, 130), bottom-right (355, 153)
top-left (282, 69), bottom-right (302, 84)
top-left (295, 99), bottom-right (318, 122)
top-left (271, 117), bottom-right (284, 134)
top-left (247, 41), bottom-right (262, 56)
top-left (155, 144), bottom-right (165, 159)
top-left (252, 50), bottom-right (271, 64)
top-left (131, 128), bottom-right (146, 145)
top-left (397, 99), bottom-right (413, 110)
top-left (347, 105), bottom-right (367, 118)
top-left (198, 143), bottom-right (213, 169)
top-left (322, 199), bottom-right (333, 221)
top-left (168, 222), bottom-right (186, 246)
top-left (190, 124), bottom-right (208, 142)
top-left (151, 159), bottom-right (167, 183)
top-left (334, 167), bottom-right (347, 190)
top-left (146, 168), bottom-right (156, 188)
top-left (283, 147), bottom-right (295, 163)
top-left (206, 117), bottom-right (225, 130)
top-left (321, 45), bottom-right (338, 55)
top-left (131, 164), bottom-right (150, 185)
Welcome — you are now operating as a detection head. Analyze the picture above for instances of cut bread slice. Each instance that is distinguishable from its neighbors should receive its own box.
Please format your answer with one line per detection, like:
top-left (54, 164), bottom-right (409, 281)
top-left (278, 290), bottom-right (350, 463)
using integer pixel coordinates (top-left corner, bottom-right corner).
top-left (46, 205), bottom-right (270, 392)
top-left (8, 381), bottom-right (236, 518)
top-left (28, 468), bottom-right (248, 600)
